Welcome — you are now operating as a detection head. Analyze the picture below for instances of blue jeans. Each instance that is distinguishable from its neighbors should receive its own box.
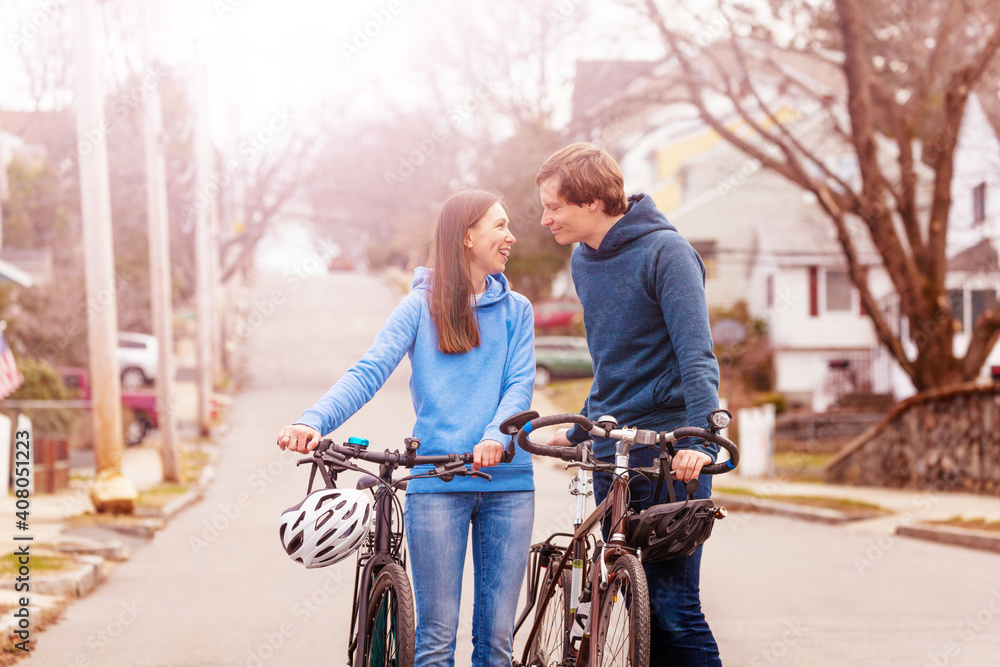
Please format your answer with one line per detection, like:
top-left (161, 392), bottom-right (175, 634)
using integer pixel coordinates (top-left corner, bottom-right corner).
top-left (404, 491), bottom-right (534, 667)
top-left (594, 446), bottom-right (722, 667)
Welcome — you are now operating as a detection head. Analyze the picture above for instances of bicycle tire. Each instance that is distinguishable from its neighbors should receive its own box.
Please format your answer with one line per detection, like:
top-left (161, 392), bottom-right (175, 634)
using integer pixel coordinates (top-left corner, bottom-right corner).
top-left (594, 555), bottom-right (649, 667)
top-left (364, 563), bottom-right (415, 667)
top-left (527, 554), bottom-right (572, 667)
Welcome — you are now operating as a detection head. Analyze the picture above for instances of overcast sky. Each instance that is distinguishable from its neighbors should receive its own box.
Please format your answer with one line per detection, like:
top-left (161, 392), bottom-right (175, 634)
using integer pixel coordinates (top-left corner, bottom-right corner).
top-left (1, 0), bottom-right (665, 135)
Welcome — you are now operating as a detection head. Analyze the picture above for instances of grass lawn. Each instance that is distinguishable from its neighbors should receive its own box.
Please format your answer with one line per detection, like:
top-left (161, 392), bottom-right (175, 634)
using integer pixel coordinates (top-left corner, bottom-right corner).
top-left (135, 483), bottom-right (191, 509)
top-left (0, 552), bottom-right (70, 578)
top-left (713, 485), bottom-right (889, 515)
top-left (928, 517), bottom-right (1000, 533)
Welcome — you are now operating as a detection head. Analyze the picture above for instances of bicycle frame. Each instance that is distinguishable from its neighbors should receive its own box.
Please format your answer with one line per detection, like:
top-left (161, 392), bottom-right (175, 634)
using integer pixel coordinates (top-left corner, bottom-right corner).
top-left (347, 463), bottom-right (403, 667)
top-left (516, 432), bottom-right (638, 667)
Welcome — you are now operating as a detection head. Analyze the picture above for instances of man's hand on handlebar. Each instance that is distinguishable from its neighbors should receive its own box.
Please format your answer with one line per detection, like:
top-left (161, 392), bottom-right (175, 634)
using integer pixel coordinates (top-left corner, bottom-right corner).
top-left (277, 424), bottom-right (322, 453)
top-left (472, 439), bottom-right (504, 471)
top-left (673, 449), bottom-right (712, 483)
top-left (543, 428), bottom-right (574, 448)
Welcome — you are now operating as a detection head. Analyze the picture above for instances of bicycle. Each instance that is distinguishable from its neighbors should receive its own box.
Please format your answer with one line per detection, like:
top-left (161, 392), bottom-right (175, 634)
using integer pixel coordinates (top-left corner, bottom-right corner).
top-left (499, 409), bottom-right (739, 667)
top-left (289, 435), bottom-right (500, 667)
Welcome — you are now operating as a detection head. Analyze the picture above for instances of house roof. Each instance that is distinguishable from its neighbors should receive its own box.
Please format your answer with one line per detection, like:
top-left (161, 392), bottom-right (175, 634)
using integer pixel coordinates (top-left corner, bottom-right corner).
top-left (948, 238), bottom-right (998, 273)
top-left (571, 60), bottom-right (664, 125)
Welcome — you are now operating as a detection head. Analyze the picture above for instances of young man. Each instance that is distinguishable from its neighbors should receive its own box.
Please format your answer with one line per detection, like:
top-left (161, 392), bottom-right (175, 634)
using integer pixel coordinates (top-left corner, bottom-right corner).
top-left (537, 142), bottom-right (723, 665)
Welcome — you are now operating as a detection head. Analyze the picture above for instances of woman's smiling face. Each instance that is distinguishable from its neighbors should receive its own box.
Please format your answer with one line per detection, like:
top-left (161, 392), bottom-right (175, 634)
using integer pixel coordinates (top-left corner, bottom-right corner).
top-left (465, 202), bottom-right (516, 287)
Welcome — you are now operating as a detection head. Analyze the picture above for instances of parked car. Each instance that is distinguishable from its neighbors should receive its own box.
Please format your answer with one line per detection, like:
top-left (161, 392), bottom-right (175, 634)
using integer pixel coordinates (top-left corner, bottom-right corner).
top-left (328, 256), bottom-right (356, 271)
top-left (534, 336), bottom-right (593, 388)
top-left (533, 297), bottom-right (583, 333)
top-left (59, 366), bottom-right (158, 446)
top-left (117, 332), bottom-right (158, 388)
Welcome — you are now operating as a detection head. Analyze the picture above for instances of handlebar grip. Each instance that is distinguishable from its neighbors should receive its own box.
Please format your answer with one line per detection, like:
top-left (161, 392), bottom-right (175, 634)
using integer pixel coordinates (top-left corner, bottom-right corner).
top-left (516, 413), bottom-right (593, 461)
top-left (671, 427), bottom-right (740, 474)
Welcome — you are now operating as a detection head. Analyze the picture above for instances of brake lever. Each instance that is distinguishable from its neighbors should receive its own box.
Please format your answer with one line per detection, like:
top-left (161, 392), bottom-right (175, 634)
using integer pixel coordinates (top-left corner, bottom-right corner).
top-left (566, 462), bottom-right (598, 472)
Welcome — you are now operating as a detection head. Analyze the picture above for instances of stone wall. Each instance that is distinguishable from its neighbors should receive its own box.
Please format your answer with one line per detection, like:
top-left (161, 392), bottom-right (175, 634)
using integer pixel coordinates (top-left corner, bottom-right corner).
top-left (825, 383), bottom-right (1000, 493)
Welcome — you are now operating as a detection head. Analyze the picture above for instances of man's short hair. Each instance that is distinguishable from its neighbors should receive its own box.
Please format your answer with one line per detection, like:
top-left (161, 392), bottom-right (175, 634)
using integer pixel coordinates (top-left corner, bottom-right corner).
top-left (536, 142), bottom-right (628, 216)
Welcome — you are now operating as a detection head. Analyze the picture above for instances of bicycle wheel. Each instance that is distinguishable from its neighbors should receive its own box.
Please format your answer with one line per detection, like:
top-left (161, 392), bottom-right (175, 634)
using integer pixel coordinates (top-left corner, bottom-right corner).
top-left (594, 554), bottom-right (649, 667)
top-left (527, 555), bottom-right (571, 667)
top-left (365, 563), bottom-right (415, 667)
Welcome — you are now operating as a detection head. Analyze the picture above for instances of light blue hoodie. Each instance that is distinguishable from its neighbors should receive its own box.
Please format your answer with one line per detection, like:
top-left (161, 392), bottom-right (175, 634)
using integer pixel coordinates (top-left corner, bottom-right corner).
top-left (296, 268), bottom-right (535, 493)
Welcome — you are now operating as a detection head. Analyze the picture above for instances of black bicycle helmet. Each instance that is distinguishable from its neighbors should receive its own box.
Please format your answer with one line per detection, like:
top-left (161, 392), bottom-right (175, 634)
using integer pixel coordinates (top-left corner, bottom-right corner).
top-left (627, 498), bottom-right (724, 563)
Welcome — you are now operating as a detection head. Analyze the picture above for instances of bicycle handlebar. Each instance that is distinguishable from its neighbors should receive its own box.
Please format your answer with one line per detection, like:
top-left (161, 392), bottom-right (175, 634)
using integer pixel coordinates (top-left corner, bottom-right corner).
top-left (303, 438), bottom-right (491, 482)
top-left (502, 411), bottom-right (739, 475)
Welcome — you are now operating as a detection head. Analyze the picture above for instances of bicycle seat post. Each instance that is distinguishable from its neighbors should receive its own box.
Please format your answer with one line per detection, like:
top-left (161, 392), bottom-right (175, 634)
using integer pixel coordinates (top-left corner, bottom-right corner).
top-left (610, 426), bottom-right (637, 546)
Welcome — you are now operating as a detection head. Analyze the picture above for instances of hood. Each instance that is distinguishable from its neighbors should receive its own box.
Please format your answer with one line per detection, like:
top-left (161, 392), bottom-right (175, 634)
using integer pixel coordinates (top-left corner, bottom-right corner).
top-left (411, 267), bottom-right (511, 307)
top-left (585, 193), bottom-right (677, 257)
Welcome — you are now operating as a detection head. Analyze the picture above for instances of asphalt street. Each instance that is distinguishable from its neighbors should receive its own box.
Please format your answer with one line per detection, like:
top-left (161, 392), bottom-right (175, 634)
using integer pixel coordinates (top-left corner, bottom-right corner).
top-left (19, 270), bottom-right (1000, 666)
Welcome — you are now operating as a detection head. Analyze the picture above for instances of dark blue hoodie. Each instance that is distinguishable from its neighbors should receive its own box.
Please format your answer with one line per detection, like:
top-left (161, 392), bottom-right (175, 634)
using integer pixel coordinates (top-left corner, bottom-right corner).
top-left (566, 194), bottom-right (720, 460)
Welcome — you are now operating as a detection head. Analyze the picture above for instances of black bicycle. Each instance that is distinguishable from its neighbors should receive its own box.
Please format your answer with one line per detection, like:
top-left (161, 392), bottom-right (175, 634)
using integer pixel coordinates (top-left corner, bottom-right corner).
top-left (296, 436), bottom-right (498, 667)
top-left (500, 410), bottom-right (739, 667)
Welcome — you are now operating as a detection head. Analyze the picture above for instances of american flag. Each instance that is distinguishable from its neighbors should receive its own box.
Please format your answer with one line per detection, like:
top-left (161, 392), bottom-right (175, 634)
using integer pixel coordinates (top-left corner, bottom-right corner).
top-left (0, 332), bottom-right (24, 400)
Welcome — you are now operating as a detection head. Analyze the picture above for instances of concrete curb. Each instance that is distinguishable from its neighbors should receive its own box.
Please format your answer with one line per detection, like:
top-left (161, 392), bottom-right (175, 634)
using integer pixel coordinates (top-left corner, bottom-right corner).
top-left (134, 488), bottom-right (202, 520)
top-left (0, 555), bottom-right (106, 598)
top-left (51, 537), bottom-right (129, 561)
top-left (895, 523), bottom-right (1000, 555)
top-left (712, 493), bottom-right (880, 525)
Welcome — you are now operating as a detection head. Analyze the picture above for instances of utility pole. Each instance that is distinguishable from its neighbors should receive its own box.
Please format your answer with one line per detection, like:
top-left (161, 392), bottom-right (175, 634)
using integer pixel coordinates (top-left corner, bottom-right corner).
top-left (141, 3), bottom-right (182, 483)
top-left (0, 113), bottom-right (8, 248)
top-left (73, 0), bottom-right (137, 512)
top-left (194, 57), bottom-right (215, 437)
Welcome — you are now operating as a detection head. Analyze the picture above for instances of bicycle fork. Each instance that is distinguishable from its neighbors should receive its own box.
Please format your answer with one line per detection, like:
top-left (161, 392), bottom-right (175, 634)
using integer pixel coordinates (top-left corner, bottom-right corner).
top-left (568, 465), bottom-right (593, 647)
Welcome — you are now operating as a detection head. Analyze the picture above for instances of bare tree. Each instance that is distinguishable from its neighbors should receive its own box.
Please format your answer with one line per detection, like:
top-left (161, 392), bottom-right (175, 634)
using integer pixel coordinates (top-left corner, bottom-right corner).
top-left (623, 0), bottom-right (1000, 391)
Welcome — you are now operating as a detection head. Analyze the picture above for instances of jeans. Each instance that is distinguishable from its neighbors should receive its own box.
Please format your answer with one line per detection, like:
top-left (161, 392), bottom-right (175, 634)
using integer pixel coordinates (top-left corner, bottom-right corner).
top-left (593, 446), bottom-right (722, 667)
top-left (404, 491), bottom-right (534, 667)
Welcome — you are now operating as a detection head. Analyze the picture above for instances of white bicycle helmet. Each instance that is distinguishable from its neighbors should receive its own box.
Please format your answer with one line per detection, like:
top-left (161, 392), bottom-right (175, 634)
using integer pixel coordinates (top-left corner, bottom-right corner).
top-left (279, 488), bottom-right (373, 568)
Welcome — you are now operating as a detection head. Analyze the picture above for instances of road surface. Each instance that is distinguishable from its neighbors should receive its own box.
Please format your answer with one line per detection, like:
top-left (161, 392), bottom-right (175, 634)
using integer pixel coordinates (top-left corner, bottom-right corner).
top-left (20, 271), bottom-right (1000, 666)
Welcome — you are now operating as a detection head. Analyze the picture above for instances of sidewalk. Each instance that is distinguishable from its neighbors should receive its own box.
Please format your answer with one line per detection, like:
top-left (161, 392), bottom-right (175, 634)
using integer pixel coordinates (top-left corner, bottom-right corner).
top-left (0, 335), bottom-right (220, 650)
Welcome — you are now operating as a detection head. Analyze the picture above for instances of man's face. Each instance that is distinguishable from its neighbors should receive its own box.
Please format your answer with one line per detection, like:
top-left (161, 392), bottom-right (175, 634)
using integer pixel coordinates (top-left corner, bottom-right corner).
top-left (539, 176), bottom-right (598, 247)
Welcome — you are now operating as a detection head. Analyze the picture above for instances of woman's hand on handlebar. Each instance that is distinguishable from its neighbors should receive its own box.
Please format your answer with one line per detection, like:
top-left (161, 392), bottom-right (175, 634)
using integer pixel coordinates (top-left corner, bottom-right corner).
top-left (543, 428), bottom-right (574, 448)
top-left (277, 424), bottom-right (321, 453)
top-left (472, 439), bottom-right (504, 471)
top-left (673, 449), bottom-right (712, 483)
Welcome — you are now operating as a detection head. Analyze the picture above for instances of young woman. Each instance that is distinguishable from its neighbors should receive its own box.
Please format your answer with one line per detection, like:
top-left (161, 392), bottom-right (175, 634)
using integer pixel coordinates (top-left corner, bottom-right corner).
top-left (277, 189), bottom-right (535, 667)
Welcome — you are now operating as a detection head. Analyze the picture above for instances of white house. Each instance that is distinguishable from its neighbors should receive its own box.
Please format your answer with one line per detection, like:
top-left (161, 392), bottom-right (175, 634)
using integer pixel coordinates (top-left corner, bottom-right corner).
top-left (585, 54), bottom-right (1000, 410)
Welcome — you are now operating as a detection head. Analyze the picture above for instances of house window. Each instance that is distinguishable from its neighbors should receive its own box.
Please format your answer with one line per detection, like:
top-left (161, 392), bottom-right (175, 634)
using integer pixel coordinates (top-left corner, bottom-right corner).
top-left (809, 266), bottom-right (819, 317)
top-left (973, 182), bottom-right (987, 224)
top-left (971, 289), bottom-right (996, 328)
top-left (948, 289), bottom-right (965, 332)
top-left (825, 269), bottom-right (853, 312)
top-left (691, 241), bottom-right (717, 280)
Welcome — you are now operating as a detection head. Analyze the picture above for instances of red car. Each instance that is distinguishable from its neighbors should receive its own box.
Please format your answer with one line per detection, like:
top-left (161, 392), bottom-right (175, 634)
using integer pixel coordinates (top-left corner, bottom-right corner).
top-left (533, 297), bottom-right (583, 332)
top-left (60, 367), bottom-right (158, 446)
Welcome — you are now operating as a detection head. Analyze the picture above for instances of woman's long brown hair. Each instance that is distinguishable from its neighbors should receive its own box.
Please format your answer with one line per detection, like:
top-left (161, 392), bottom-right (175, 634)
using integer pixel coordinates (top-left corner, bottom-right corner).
top-left (429, 189), bottom-right (501, 354)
